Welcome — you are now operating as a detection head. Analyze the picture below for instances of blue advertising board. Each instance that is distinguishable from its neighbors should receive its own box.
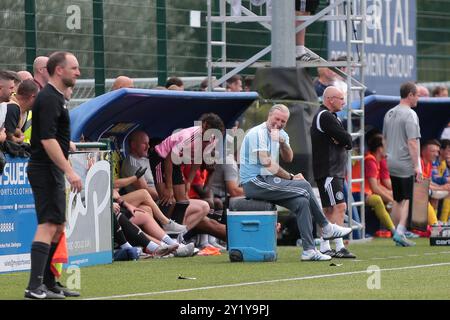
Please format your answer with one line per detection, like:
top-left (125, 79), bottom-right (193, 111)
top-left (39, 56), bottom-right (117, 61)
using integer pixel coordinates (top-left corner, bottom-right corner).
top-left (0, 152), bottom-right (112, 274)
top-left (0, 156), bottom-right (35, 272)
top-left (328, 0), bottom-right (416, 95)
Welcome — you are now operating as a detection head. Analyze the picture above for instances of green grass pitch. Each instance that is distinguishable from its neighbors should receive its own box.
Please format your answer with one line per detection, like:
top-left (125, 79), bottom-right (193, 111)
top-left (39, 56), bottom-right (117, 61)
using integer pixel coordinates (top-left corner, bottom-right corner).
top-left (2, 238), bottom-right (450, 300)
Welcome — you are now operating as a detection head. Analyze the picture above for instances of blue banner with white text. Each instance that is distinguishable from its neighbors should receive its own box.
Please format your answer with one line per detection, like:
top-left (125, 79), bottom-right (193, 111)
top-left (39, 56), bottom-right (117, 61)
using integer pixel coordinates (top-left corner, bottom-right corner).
top-left (328, 0), bottom-right (416, 95)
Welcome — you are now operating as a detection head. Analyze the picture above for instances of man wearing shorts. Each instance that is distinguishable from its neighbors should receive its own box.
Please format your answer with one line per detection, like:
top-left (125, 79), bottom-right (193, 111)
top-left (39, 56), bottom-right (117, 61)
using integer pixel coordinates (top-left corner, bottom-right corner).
top-left (383, 81), bottom-right (421, 247)
top-left (25, 52), bottom-right (82, 299)
top-left (311, 86), bottom-right (356, 258)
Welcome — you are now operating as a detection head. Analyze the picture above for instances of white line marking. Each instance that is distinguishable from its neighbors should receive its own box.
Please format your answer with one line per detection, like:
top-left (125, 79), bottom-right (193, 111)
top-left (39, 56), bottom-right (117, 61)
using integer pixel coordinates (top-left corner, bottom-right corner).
top-left (84, 262), bottom-right (450, 300)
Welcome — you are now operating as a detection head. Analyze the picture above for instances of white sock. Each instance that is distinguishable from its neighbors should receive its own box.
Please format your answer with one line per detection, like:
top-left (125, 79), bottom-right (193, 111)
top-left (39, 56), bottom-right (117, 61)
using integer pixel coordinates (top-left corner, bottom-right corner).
top-left (198, 234), bottom-right (209, 248)
top-left (120, 242), bottom-right (132, 249)
top-left (320, 238), bottom-right (331, 252)
top-left (146, 241), bottom-right (159, 253)
top-left (334, 237), bottom-right (345, 251)
top-left (396, 224), bottom-right (407, 235)
top-left (162, 235), bottom-right (176, 245)
top-left (296, 45), bottom-right (306, 56)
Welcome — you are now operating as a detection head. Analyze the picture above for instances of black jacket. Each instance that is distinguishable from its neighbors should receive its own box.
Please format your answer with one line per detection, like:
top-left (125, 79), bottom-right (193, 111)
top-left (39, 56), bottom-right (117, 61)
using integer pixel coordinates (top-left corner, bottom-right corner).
top-left (310, 105), bottom-right (352, 179)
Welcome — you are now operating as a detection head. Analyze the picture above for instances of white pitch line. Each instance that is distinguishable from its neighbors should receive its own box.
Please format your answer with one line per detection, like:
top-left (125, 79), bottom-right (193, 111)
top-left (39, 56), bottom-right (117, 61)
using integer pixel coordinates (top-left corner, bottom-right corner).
top-left (85, 262), bottom-right (450, 300)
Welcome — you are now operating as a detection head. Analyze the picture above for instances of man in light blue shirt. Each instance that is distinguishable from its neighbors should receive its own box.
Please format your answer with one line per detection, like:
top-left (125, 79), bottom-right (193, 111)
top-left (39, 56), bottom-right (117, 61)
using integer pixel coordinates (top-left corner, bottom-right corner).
top-left (240, 104), bottom-right (351, 261)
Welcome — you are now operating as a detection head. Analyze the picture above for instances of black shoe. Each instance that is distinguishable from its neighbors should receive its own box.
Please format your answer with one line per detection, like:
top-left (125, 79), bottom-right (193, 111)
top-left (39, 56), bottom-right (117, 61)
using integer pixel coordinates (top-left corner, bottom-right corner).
top-left (334, 248), bottom-right (356, 259)
top-left (24, 284), bottom-right (65, 299)
top-left (48, 282), bottom-right (80, 297)
top-left (320, 249), bottom-right (337, 257)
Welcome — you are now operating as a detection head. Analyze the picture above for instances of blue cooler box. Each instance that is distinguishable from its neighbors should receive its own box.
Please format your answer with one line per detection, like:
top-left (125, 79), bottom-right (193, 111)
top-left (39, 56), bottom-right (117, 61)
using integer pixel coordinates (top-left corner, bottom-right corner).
top-left (227, 198), bottom-right (277, 262)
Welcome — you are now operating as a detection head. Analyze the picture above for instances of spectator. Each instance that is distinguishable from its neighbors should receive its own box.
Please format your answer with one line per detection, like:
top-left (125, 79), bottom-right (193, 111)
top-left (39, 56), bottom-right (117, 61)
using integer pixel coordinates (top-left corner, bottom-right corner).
top-left (17, 70), bottom-right (33, 81)
top-left (200, 78), bottom-right (209, 91)
top-left (111, 76), bottom-right (134, 91)
top-left (165, 77), bottom-right (184, 90)
top-left (243, 75), bottom-right (254, 92)
top-left (7, 71), bottom-right (21, 96)
top-left (0, 71), bottom-right (16, 140)
top-left (0, 71), bottom-right (16, 103)
top-left (240, 103), bottom-right (352, 261)
top-left (383, 81), bottom-right (421, 247)
top-left (168, 84), bottom-right (183, 91)
top-left (310, 86), bottom-right (355, 258)
top-left (226, 75), bottom-right (242, 92)
top-left (416, 85), bottom-right (430, 98)
top-left (313, 67), bottom-right (335, 100)
top-left (33, 56), bottom-right (49, 90)
top-left (295, 0), bottom-right (320, 62)
top-left (4, 80), bottom-right (38, 143)
top-left (431, 85), bottom-right (448, 98)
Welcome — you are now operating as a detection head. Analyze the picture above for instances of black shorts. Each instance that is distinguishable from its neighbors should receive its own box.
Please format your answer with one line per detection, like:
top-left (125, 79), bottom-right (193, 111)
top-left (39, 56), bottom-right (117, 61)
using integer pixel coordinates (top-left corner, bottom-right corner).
top-left (316, 177), bottom-right (345, 208)
top-left (296, 0), bottom-right (320, 14)
top-left (148, 149), bottom-right (184, 186)
top-left (27, 163), bottom-right (66, 225)
top-left (390, 176), bottom-right (414, 202)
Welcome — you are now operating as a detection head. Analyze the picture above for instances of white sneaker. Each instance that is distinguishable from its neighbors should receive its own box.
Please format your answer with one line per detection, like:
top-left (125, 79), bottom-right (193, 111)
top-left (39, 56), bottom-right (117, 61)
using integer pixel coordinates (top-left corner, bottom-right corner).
top-left (208, 236), bottom-right (226, 251)
top-left (152, 243), bottom-right (179, 258)
top-left (174, 242), bottom-right (196, 257)
top-left (163, 220), bottom-right (187, 235)
top-left (301, 249), bottom-right (332, 261)
top-left (322, 223), bottom-right (352, 240)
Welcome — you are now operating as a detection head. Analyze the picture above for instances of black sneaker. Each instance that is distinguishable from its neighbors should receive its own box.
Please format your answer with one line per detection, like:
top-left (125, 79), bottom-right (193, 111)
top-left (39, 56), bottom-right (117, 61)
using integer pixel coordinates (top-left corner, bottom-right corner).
top-left (334, 247), bottom-right (356, 259)
top-left (320, 249), bottom-right (337, 257)
top-left (24, 284), bottom-right (65, 299)
top-left (48, 281), bottom-right (80, 297)
top-left (296, 53), bottom-right (320, 62)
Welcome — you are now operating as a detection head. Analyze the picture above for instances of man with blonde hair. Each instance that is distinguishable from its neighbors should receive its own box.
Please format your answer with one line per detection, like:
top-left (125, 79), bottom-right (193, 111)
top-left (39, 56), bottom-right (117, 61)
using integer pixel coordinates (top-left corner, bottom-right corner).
top-left (241, 104), bottom-right (352, 261)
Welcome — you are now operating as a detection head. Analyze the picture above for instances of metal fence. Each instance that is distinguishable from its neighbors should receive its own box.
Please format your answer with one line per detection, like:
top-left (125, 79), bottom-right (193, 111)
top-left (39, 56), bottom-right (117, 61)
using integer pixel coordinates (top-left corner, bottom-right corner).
top-left (1, 0), bottom-right (449, 98)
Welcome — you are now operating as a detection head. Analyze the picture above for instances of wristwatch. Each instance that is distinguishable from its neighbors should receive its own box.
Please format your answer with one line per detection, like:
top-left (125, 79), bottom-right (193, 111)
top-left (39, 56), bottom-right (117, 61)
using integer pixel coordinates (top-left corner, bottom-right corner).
top-left (289, 173), bottom-right (294, 180)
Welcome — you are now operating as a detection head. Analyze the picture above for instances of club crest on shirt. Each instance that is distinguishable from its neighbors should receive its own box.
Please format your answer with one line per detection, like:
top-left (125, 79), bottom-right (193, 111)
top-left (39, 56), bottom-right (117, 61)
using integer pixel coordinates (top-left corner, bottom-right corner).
top-left (335, 191), bottom-right (344, 201)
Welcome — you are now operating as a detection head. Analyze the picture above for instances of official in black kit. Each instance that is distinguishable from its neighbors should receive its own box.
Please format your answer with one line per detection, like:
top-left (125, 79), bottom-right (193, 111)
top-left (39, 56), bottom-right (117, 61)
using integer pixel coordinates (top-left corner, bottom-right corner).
top-left (24, 51), bottom-right (82, 299)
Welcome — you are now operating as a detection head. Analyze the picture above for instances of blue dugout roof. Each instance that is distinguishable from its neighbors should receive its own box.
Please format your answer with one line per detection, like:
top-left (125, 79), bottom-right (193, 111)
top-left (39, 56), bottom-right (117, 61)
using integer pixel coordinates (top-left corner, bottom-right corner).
top-left (340, 95), bottom-right (450, 141)
top-left (70, 88), bottom-right (258, 142)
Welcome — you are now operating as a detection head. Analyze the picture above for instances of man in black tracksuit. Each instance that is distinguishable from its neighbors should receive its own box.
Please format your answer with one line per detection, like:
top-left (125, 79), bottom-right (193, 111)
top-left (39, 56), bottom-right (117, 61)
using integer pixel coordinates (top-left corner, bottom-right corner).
top-left (310, 86), bottom-right (356, 258)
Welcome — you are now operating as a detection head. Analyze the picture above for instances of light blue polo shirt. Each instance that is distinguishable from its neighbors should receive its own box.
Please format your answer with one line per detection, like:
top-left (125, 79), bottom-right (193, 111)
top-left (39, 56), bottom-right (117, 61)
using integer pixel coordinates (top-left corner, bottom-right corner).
top-left (239, 122), bottom-right (290, 184)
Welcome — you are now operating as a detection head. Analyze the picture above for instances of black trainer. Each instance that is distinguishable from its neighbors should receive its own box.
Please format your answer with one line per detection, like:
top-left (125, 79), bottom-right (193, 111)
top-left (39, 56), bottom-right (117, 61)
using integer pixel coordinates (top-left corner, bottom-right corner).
top-left (320, 249), bottom-right (337, 258)
top-left (48, 281), bottom-right (80, 297)
top-left (24, 284), bottom-right (65, 299)
top-left (334, 247), bottom-right (356, 259)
